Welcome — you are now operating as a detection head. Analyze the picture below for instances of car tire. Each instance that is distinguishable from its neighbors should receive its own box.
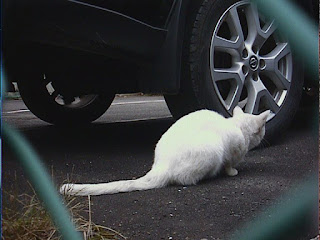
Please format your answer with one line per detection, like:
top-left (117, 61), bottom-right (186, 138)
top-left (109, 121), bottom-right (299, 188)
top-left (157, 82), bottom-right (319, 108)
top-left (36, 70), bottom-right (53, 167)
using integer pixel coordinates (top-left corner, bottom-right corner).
top-left (165, 0), bottom-right (303, 141)
top-left (17, 69), bottom-right (115, 125)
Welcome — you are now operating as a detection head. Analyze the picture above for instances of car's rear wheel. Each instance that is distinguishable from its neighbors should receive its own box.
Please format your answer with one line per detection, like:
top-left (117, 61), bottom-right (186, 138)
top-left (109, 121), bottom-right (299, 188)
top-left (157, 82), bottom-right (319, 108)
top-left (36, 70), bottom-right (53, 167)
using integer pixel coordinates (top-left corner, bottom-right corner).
top-left (165, 0), bottom-right (303, 141)
top-left (18, 69), bottom-right (115, 125)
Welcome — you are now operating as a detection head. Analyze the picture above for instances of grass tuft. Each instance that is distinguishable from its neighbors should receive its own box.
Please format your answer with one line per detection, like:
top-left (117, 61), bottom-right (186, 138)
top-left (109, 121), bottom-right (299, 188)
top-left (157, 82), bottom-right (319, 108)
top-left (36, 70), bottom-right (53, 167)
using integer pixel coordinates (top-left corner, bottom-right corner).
top-left (2, 184), bottom-right (126, 240)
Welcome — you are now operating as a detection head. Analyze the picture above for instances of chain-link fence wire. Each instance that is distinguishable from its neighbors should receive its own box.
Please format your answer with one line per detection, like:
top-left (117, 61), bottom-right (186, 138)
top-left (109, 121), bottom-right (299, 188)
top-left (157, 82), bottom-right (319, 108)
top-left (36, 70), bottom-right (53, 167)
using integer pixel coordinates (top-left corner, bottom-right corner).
top-left (229, 0), bottom-right (319, 239)
top-left (1, 0), bottom-right (318, 239)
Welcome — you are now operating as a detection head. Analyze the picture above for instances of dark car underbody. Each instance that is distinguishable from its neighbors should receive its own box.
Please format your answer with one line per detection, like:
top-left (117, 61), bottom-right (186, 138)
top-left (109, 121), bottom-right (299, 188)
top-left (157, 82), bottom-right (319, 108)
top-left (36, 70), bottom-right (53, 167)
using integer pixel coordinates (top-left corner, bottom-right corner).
top-left (3, 0), bottom-right (317, 97)
top-left (3, 0), bottom-right (187, 95)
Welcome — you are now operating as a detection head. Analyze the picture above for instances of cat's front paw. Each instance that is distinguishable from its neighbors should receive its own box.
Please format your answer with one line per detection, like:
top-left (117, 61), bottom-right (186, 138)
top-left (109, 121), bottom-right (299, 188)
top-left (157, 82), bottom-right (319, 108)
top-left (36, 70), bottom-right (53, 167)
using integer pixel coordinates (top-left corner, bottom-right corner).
top-left (226, 167), bottom-right (238, 177)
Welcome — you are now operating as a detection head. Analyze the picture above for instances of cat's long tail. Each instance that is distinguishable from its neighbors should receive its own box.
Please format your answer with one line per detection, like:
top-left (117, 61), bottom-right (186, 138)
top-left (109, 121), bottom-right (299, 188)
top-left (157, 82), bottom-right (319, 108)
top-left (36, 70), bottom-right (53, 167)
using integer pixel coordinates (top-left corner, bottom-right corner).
top-left (60, 169), bottom-right (167, 196)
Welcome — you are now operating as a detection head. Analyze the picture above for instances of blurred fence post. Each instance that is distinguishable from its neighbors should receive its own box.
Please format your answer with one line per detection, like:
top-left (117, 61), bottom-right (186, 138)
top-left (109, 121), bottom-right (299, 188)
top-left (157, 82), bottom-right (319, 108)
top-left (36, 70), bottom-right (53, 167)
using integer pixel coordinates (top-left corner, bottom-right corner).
top-left (253, 0), bottom-right (318, 80)
top-left (2, 124), bottom-right (83, 240)
top-left (229, 177), bottom-right (318, 240)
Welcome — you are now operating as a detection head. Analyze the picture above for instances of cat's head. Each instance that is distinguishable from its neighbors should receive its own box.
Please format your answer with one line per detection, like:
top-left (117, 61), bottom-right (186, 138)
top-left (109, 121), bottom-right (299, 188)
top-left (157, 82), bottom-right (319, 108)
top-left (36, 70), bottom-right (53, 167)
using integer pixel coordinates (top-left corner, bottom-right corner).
top-left (233, 106), bottom-right (270, 150)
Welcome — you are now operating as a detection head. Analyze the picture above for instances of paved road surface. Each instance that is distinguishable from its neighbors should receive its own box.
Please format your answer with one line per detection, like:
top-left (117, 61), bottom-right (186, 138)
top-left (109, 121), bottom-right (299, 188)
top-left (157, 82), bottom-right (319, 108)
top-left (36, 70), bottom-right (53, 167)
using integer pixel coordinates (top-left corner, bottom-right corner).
top-left (2, 95), bottom-right (318, 240)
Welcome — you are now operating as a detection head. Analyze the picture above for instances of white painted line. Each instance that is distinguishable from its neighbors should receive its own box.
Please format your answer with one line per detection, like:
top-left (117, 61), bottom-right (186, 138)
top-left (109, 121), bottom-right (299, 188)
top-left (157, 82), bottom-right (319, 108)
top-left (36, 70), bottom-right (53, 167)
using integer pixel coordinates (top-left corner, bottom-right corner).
top-left (3, 99), bottom-right (166, 114)
top-left (112, 115), bottom-right (172, 123)
top-left (111, 99), bottom-right (165, 106)
top-left (3, 109), bottom-right (30, 114)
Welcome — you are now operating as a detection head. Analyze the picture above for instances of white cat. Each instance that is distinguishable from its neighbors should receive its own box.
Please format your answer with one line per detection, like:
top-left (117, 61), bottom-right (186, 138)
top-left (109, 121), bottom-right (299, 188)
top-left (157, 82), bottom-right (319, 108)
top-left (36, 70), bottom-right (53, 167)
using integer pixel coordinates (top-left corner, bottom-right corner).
top-left (60, 106), bottom-right (269, 196)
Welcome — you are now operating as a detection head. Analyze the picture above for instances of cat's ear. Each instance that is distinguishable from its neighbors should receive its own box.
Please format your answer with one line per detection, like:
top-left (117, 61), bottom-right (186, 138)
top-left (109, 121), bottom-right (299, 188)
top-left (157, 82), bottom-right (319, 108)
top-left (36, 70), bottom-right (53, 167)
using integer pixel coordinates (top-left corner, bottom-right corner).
top-left (258, 110), bottom-right (270, 123)
top-left (233, 106), bottom-right (244, 116)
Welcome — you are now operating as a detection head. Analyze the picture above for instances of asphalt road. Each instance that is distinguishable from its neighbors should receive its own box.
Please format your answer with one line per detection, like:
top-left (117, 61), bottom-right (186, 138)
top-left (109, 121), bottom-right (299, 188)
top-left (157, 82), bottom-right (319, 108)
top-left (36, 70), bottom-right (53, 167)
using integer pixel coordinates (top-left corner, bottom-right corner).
top-left (2, 95), bottom-right (318, 240)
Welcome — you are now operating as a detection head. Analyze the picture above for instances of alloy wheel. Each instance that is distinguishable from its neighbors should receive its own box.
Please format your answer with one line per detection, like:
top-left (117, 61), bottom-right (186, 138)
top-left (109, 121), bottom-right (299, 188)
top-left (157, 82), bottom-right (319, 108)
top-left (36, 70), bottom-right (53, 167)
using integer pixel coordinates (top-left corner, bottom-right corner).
top-left (210, 1), bottom-right (293, 120)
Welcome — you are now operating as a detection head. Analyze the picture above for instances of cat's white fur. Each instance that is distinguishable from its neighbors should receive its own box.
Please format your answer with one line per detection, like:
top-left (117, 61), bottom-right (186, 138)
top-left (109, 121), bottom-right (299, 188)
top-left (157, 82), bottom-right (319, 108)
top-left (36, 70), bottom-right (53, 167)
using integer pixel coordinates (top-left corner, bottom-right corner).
top-left (60, 107), bottom-right (269, 196)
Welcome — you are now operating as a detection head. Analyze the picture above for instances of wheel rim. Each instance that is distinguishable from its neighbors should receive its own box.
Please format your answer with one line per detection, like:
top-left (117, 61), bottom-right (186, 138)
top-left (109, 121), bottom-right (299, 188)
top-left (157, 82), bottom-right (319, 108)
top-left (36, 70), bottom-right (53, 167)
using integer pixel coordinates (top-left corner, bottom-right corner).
top-left (210, 1), bottom-right (293, 120)
top-left (44, 76), bottom-right (98, 109)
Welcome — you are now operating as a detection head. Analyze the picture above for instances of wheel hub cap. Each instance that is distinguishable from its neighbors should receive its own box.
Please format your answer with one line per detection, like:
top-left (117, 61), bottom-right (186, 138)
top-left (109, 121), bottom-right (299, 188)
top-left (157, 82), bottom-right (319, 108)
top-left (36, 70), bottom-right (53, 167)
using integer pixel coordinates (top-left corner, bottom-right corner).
top-left (249, 56), bottom-right (259, 70)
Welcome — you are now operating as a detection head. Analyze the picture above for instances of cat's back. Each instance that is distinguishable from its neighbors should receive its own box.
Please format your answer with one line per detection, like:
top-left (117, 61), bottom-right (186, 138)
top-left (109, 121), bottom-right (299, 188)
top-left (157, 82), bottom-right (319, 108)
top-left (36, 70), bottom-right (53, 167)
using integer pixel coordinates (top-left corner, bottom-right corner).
top-left (155, 109), bottom-right (242, 163)
top-left (159, 109), bottom-right (234, 142)
top-left (176, 109), bottom-right (224, 124)
top-left (175, 109), bottom-right (230, 131)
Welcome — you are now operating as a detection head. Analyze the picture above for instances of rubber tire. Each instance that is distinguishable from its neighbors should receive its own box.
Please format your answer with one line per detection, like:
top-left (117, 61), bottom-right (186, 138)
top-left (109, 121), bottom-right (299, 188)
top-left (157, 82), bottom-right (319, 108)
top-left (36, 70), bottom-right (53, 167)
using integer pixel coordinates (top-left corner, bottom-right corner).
top-left (17, 69), bottom-right (115, 126)
top-left (165, 0), bottom-right (303, 142)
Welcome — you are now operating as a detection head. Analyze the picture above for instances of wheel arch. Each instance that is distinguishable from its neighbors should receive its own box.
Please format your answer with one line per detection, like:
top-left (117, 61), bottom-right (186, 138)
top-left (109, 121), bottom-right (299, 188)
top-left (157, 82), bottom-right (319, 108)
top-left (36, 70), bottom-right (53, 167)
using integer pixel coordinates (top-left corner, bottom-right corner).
top-left (138, 0), bottom-right (193, 94)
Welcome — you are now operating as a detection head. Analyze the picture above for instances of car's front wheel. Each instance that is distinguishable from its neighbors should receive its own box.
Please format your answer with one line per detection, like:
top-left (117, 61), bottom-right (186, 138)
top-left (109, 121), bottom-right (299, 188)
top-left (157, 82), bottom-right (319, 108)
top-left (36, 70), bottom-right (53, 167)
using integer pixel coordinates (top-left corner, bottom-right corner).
top-left (165, 0), bottom-right (303, 141)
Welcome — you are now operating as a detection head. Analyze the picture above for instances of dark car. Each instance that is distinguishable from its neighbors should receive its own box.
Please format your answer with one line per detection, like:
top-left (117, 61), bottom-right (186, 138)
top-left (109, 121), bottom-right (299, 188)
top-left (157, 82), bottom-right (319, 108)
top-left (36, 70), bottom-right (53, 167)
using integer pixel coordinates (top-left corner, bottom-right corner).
top-left (3, 0), bottom-right (318, 140)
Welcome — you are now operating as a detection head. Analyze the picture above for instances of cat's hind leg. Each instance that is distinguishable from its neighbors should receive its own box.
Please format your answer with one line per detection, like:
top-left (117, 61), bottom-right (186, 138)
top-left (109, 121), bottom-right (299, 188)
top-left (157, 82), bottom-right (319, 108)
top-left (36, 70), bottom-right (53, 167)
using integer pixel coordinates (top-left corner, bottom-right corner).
top-left (225, 165), bottom-right (238, 176)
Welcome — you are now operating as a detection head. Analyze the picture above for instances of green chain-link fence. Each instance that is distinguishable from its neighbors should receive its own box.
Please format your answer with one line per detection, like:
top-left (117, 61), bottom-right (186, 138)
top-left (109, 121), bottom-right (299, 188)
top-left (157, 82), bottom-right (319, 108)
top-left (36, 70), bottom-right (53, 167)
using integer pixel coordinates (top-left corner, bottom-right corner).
top-left (231, 0), bottom-right (318, 239)
top-left (2, 0), bottom-right (318, 239)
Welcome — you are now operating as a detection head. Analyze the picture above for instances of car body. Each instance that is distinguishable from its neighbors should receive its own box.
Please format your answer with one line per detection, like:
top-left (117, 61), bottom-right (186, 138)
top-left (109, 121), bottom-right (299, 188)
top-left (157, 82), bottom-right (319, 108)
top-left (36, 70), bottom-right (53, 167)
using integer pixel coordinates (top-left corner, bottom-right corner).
top-left (4, 0), bottom-right (188, 95)
top-left (3, 0), bottom-right (318, 139)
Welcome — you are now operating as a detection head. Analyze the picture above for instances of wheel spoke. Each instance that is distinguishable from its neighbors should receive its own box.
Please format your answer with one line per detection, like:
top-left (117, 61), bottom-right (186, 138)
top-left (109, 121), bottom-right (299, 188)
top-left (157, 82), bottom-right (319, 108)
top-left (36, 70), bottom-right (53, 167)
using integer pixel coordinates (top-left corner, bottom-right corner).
top-left (246, 4), bottom-right (276, 48)
top-left (226, 82), bottom-right (244, 111)
top-left (246, 4), bottom-right (261, 45)
top-left (46, 82), bottom-right (55, 95)
top-left (264, 68), bottom-right (290, 90)
top-left (275, 71), bottom-right (291, 90)
top-left (262, 20), bottom-right (277, 39)
top-left (261, 43), bottom-right (291, 89)
top-left (245, 80), bottom-right (262, 114)
top-left (245, 90), bottom-right (260, 114)
top-left (245, 78), bottom-right (280, 114)
top-left (211, 66), bottom-right (244, 111)
top-left (266, 43), bottom-right (291, 61)
top-left (213, 36), bottom-right (241, 53)
top-left (227, 7), bottom-right (245, 44)
top-left (263, 90), bottom-right (281, 113)
top-left (246, 4), bottom-right (260, 35)
top-left (211, 66), bottom-right (243, 83)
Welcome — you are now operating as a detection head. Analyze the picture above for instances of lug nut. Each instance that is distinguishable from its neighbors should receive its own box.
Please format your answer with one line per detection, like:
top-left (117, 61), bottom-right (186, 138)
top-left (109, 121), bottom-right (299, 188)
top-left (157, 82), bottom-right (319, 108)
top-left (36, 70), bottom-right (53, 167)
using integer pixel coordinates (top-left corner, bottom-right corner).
top-left (242, 49), bottom-right (248, 58)
top-left (242, 65), bottom-right (249, 75)
top-left (259, 59), bottom-right (266, 69)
